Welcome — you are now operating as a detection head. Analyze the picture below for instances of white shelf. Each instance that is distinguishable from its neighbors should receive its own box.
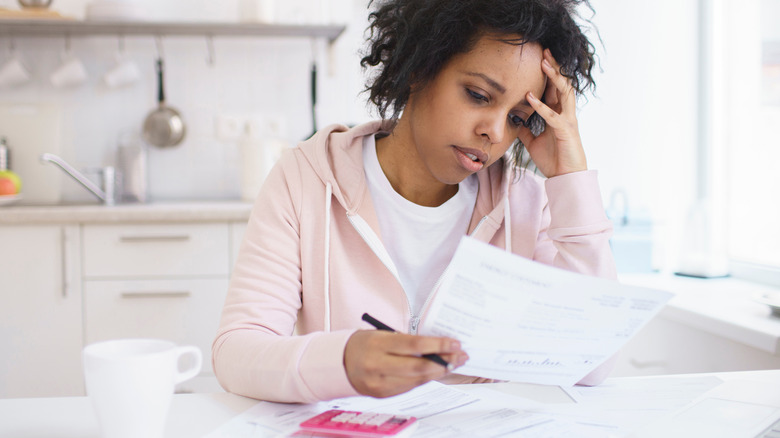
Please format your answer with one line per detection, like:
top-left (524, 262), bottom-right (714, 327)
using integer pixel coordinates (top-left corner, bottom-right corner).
top-left (0, 20), bottom-right (346, 43)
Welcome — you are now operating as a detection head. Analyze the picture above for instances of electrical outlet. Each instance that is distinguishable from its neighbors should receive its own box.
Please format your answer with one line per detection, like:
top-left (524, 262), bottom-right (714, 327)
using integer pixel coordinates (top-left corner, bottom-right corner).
top-left (215, 115), bottom-right (244, 141)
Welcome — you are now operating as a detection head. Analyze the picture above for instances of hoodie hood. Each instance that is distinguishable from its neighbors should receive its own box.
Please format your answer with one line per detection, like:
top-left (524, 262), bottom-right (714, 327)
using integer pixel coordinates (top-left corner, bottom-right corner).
top-left (297, 121), bottom-right (390, 215)
top-left (296, 120), bottom-right (513, 224)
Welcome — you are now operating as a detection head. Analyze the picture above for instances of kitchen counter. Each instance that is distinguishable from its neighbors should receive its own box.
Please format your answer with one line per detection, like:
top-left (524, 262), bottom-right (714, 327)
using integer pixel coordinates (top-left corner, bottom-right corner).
top-left (3, 370), bottom-right (780, 437)
top-left (620, 272), bottom-right (780, 355)
top-left (0, 201), bottom-right (253, 224)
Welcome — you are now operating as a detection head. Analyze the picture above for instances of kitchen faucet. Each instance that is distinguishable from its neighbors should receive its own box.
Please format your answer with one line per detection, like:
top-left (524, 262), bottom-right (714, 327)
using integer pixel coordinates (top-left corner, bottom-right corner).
top-left (39, 153), bottom-right (115, 205)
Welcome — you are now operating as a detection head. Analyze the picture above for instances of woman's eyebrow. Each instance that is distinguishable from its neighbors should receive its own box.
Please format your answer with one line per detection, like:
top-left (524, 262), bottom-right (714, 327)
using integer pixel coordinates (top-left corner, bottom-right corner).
top-left (464, 72), bottom-right (506, 94)
top-left (464, 70), bottom-right (534, 109)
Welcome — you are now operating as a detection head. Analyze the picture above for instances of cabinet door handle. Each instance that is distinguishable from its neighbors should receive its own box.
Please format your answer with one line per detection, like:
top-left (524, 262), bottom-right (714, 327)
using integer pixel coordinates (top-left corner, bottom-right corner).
top-left (119, 235), bottom-right (191, 243)
top-left (121, 291), bottom-right (192, 299)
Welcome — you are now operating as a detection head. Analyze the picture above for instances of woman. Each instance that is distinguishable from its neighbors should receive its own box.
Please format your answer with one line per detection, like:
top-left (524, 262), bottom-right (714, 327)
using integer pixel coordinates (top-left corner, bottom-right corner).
top-left (213, 0), bottom-right (616, 403)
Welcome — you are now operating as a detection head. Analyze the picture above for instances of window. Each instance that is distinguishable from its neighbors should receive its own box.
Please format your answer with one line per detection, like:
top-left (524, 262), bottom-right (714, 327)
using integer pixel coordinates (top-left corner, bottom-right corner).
top-left (722, 0), bottom-right (780, 284)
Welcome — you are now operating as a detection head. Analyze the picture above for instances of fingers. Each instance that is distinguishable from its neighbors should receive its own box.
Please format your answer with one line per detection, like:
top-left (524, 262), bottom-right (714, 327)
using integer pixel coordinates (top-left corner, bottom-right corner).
top-left (522, 49), bottom-right (587, 177)
top-left (541, 53), bottom-right (558, 108)
top-left (344, 331), bottom-right (469, 398)
top-left (370, 332), bottom-right (467, 374)
top-left (388, 332), bottom-right (462, 357)
top-left (541, 49), bottom-right (574, 104)
top-left (527, 91), bottom-right (553, 123)
top-left (534, 50), bottom-right (576, 121)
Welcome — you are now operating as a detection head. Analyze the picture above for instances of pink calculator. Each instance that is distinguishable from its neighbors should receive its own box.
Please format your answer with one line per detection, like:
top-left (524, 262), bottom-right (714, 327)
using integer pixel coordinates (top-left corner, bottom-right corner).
top-left (298, 409), bottom-right (417, 437)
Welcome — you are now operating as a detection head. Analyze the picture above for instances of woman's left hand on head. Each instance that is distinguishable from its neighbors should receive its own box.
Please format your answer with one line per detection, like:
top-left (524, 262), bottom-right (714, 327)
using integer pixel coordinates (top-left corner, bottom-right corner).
top-left (520, 49), bottom-right (588, 178)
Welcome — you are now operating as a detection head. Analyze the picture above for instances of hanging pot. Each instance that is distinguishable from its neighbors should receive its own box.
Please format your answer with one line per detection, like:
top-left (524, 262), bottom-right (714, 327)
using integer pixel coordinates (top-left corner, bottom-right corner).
top-left (142, 58), bottom-right (186, 148)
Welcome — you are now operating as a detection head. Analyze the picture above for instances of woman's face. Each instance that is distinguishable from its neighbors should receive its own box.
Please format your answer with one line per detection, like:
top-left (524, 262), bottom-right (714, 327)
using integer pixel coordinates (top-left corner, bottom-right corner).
top-left (401, 34), bottom-right (546, 186)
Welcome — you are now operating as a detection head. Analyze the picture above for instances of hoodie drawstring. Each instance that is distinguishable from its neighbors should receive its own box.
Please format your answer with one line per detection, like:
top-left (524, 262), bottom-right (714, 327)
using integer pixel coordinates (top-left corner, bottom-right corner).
top-left (504, 196), bottom-right (512, 253)
top-left (324, 182), bottom-right (332, 332)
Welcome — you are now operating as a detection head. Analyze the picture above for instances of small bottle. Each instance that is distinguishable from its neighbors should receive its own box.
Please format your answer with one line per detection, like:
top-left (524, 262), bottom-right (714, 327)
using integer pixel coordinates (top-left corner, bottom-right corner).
top-left (0, 137), bottom-right (22, 196)
top-left (238, 117), bottom-right (288, 202)
top-left (116, 132), bottom-right (148, 203)
top-left (0, 137), bottom-right (9, 170)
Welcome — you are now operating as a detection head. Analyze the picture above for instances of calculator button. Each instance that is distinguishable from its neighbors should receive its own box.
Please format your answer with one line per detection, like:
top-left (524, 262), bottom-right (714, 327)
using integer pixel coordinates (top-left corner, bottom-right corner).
top-left (332, 412), bottom-right (358, 423)
top-left (365, 414), bottom-right (392, 426)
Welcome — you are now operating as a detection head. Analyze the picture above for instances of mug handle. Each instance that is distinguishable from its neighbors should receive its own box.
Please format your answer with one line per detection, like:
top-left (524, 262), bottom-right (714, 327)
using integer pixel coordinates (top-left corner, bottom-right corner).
top-left (173, 346), bottom-right (203, 384)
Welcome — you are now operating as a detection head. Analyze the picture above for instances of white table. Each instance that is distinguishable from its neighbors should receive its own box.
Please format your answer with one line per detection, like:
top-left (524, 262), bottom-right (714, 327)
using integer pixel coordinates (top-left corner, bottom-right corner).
top-left (2, 370), bottom-right (779, 437)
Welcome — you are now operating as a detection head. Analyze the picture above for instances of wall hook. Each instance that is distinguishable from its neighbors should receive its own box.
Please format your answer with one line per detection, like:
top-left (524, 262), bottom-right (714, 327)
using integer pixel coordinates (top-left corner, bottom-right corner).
top-left (154, 36), bottom-right (164, 60)
top-left (205, 35), bottom-right (215, 67)
top-left (117, 35), bottom-right (126, 54)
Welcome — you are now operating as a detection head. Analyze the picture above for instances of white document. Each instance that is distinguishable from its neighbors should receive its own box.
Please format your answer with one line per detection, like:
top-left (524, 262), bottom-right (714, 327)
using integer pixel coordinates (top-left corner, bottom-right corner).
top-left (418, 237), bottom-right (673, 386)
top-left (635, 379), bottom-right (780, 438)
top-left (539, 375), bottom-right (724, 434)
top-left (203, 381), bottom-right (600, 438)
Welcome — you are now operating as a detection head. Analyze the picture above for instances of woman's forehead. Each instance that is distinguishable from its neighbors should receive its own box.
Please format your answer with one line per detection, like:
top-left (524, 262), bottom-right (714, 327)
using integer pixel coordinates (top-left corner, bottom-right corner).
top-left (451, 36), bottom-right (545, 92)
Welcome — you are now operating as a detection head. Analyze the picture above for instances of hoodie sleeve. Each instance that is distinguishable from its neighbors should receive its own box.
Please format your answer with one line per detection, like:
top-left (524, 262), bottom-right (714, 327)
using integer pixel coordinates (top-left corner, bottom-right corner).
top-left (532, 169), bottom-right (619, 385)
top-left (212, 151), bottom-right (359, 403)
top-left (532, 170), bottom-right (617, 279)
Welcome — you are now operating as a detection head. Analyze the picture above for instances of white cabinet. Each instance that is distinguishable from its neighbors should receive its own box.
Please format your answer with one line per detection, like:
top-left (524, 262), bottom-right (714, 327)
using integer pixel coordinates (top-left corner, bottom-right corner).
top-left (83, 278), bottom-right (228, 392)
top-left (81, 223), bottom-right (231, 393)
top-left (82, 223), bottom-right (231, 278)
top-left (0, 225), bottom-right (83, 398)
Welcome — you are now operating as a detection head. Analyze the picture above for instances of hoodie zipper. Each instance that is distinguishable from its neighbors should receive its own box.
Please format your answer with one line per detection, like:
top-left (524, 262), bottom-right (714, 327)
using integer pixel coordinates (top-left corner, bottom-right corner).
top-left (347, 213), bottom-right (401, 283)
top-left (347, 211), bottom-right (492, 334)
top-left (346, 213), bottom-right (416, 328)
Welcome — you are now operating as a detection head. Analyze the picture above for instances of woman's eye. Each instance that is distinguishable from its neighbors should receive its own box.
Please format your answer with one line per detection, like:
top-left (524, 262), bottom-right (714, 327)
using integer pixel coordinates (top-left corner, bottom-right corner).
top-left (509, 114), bottom-right (526, 128)
top-left (466, 89), bottom-right (488, 103)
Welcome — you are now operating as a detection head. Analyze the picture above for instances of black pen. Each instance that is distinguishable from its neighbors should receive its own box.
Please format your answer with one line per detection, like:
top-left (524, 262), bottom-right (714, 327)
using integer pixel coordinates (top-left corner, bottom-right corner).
top-left (361, 313), bottom-right (453, 371)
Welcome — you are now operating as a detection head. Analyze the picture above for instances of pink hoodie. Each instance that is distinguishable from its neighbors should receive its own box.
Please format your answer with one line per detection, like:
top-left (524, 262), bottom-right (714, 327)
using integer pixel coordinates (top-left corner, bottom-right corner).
top-left (213, 121), bottom-right (617, 403)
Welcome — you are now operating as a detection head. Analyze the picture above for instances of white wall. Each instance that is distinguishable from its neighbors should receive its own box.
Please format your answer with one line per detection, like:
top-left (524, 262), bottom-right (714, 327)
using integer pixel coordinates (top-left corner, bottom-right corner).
top-left (579, 0), bottom-right (700, 271)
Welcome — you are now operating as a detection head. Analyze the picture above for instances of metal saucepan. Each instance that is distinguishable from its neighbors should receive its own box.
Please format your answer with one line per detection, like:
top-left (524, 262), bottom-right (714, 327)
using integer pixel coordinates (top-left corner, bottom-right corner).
top-left (142, 58), bottom-right (186, 148)
top-left (18, 0), bottom-right (53, 8)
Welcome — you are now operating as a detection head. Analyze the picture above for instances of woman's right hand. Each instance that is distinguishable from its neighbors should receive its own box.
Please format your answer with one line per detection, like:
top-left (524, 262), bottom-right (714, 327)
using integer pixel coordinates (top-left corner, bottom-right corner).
top-left (344, 330), bottom-right (468, 398)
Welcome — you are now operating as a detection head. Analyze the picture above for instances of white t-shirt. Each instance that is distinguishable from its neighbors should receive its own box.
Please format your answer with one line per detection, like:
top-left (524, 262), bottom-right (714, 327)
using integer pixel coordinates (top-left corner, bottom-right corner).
top-left (363, 135), bottom-right (478, 316)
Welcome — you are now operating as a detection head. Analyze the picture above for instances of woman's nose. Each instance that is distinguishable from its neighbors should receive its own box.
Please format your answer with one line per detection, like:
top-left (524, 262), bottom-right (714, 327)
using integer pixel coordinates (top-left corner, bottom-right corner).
top-left (477, 114), bottom-right (505, 144)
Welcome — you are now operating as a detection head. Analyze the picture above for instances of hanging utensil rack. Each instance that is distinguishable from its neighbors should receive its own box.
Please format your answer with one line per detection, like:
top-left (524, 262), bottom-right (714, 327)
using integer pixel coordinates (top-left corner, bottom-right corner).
top-left (0, 20), bottom-right (345, 43)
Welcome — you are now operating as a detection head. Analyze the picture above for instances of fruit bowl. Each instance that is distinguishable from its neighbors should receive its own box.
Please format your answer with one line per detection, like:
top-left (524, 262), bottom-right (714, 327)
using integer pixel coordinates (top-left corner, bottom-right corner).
top-left (0, 193), bottom-right (22, 206)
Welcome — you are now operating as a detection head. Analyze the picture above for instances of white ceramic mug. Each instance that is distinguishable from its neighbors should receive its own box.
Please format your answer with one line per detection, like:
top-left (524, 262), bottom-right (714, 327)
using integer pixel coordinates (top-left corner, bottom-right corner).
top-left (50, 54), bottom-right (88, 88)
top-left (104, 56), bottom-right (140, 88)
top-left (0, 56), bottom-right (32, 87)
top-left (239, 0), bottom-right (275, 23)
top-left (83, 339), bottom-right (202, 438)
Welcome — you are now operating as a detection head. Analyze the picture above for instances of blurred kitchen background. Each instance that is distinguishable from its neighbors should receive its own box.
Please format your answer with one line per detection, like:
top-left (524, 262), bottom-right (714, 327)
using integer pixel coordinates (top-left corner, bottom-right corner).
top-left (0, 0), bottom-right (368, 203)
top-left (0, 0), bottom-right (775, 276)
top-left (1, 0), bottom-right (779, 398)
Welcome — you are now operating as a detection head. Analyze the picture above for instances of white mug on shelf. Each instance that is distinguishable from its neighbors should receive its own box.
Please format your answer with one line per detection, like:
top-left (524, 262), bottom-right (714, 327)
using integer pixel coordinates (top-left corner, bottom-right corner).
top-left (239, 0), bottom-right (275, 23)
top-left (103, 54), bottom-right (140, 88)
top-left (82, 338), bottom-right (202, 438)
top-left (0, 53), bottom-right (32, 87)
top-left (50, 50), bottom-right (88, 88)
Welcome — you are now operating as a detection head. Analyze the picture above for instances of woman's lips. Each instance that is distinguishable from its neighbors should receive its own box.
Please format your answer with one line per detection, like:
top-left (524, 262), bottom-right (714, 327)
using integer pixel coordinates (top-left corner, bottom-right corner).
top-left (453, 146), bottom-right (488, 172)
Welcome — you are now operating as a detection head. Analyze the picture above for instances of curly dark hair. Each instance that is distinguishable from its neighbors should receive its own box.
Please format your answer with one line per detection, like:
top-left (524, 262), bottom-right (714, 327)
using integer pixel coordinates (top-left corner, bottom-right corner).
top-left (360, 0), bottom-right (598, 169)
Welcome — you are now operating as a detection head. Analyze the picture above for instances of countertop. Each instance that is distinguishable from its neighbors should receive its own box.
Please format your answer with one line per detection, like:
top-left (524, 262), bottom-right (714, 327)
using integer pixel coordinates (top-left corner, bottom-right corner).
top-left (0, 201), bottom-right (254, 224)
top-left (620, 272), bottom-right (780, 355)
top-left (3, 370), bottom-right (780, 437)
